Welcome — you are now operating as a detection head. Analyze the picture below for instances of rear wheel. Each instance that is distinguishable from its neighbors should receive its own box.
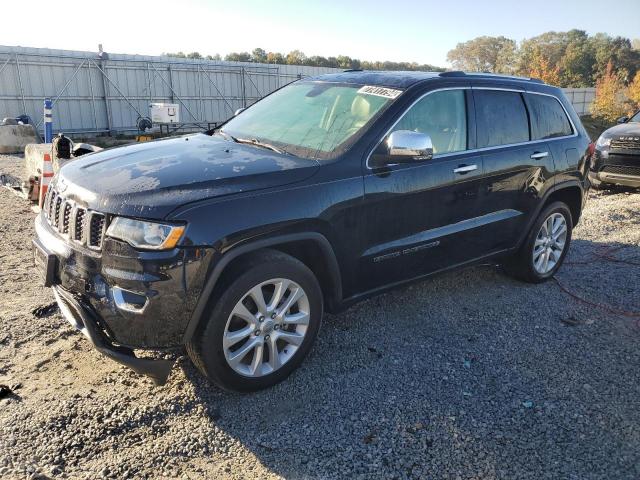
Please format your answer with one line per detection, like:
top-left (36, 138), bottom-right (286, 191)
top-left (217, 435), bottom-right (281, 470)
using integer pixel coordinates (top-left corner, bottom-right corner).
top-left (503, 202), bottom-right (572, 283)
top-left (187, 250), bottom-right (323, 392)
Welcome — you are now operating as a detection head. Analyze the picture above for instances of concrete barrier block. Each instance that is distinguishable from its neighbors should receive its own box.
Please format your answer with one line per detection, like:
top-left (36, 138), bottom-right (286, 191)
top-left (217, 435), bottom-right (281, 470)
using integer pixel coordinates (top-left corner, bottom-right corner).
top-left (0, 124), bottom-right (39, 154)
top-left (24, 143), bottom-right (52, 179)
top-left (25, 143), bottom-right (78, 178)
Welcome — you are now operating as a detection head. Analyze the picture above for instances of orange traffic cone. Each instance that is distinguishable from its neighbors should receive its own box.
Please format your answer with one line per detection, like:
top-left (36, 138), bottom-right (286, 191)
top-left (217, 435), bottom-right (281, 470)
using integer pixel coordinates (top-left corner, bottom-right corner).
top-left (39, 152), bottom-right (54, 208)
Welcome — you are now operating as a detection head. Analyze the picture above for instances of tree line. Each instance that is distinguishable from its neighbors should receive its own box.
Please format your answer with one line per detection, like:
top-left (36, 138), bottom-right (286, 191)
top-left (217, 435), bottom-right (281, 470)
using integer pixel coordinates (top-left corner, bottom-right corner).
top-left (165, 30), bottom-right (639, 88)
top-left (447, 31), bottom-right (640, 88)
top-left (445, 30), bottom-right (640, 122)
top-left (164, 30), bottom-right (640, 122)
top-left (162, 48), bottom-right (443, 72)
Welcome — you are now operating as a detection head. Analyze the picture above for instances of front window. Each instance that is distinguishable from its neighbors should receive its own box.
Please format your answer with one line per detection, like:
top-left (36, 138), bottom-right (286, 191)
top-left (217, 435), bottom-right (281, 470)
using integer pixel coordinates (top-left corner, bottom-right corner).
top-left (390, 89), bottom-right (467, 154)
top-left (220, 82), bottom-right (399, 160)
top-left (630, 111), bottom-right (640, 123)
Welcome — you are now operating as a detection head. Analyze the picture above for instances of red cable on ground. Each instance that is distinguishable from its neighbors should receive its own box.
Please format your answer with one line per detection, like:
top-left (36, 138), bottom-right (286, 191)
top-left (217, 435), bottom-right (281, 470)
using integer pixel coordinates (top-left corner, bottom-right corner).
top-left (565, 244), bottom-right (640, 266)
top-left (554, 242), bottom-right (640, 329)
top-left (551, 276), bottom-right (640, 319)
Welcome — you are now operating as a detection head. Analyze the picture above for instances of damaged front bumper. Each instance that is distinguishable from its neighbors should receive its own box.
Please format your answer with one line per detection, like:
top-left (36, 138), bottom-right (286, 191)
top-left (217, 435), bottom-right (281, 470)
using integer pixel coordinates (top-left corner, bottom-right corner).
top-left (53, 285), bottom-right (175, 385)
top-left (33, 210), bottom-right (213, 385)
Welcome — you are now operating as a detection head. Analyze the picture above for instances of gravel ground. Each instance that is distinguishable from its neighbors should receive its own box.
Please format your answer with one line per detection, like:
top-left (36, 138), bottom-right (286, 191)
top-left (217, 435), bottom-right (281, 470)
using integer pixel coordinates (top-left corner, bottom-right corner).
top-left (1, 153), bottom-right (639, 480)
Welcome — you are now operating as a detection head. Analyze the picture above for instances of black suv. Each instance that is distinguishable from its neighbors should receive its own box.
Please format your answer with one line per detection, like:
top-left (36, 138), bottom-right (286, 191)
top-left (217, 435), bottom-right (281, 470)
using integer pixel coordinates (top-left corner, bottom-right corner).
top-left (590, 110), bottom-right (640, 188)
top-left (34, 71), bottom-right (591, 391)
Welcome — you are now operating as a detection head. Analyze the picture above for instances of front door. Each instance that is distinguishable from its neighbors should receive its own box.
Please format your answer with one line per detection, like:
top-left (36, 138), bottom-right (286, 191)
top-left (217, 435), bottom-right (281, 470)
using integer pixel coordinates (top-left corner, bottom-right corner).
top-left (358, 88), bottom-right (487, 293)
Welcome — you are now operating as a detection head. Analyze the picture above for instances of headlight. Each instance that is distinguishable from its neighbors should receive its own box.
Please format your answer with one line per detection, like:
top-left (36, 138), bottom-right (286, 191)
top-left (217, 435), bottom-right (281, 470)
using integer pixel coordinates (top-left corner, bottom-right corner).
top-left (106, 217), bottom-right (185, 250)
top-left (596, 135), bottom-right (611, 148)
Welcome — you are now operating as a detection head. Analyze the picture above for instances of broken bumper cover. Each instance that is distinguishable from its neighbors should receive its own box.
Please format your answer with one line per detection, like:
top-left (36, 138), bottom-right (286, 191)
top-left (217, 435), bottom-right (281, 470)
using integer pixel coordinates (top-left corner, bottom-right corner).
top-left (53, 285), bottom-right (175, 385)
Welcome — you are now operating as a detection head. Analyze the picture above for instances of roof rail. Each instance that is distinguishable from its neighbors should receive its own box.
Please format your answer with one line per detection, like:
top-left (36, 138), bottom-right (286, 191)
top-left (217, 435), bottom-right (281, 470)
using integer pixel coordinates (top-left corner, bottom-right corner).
top-left (438, 71), bottom-right (466, 77)
top-left (438, 71), bottom-right (545, 83)
top-left (343, 69), bottom-right (363, 73)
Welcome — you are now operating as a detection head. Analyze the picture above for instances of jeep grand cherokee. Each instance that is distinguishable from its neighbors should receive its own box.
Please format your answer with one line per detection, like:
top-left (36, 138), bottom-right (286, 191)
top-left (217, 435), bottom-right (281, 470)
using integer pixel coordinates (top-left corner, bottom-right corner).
top-left (33, 71), bottom-right (592, 391)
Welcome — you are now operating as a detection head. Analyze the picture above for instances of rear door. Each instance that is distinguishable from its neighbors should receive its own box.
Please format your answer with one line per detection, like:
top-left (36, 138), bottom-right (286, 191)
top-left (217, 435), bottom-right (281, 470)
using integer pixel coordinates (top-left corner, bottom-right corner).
top-left (469, 88), bottom-right (557, 253)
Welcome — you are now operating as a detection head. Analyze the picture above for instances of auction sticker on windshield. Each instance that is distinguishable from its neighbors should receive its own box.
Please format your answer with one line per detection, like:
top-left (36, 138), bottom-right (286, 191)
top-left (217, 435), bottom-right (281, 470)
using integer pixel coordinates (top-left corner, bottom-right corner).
top-left (357, 85), bottom-right (402, 99)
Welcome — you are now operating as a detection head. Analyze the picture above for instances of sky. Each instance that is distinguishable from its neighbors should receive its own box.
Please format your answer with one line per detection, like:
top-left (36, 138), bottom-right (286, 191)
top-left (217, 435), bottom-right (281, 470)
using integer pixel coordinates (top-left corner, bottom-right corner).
top-left (2, 0), bottom-right (639, 66)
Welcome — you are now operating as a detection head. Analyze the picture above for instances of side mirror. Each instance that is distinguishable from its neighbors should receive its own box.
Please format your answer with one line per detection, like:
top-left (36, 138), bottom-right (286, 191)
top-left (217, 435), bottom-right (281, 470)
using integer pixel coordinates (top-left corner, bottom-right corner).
top-left (617, 116), bottom-right (629, 124)
top-left (386, 130), bottom-right (433, 162)
top-left (234, 107), bottom-right (246, 116)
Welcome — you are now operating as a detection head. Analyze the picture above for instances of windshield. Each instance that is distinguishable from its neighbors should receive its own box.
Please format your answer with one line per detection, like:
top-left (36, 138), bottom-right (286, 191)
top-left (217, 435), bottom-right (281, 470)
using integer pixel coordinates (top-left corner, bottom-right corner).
top-left (220, 81), bottom-right (400, 160)
top-left (630, 111), bottom-right (640, 122)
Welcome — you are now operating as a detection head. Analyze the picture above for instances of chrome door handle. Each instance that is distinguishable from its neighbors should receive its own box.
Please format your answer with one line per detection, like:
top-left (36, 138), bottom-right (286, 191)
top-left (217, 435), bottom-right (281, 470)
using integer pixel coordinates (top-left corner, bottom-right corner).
top-left (530, 151), bottom-right (549, 160)
top-left (453, 164), bottom-right (478, 174)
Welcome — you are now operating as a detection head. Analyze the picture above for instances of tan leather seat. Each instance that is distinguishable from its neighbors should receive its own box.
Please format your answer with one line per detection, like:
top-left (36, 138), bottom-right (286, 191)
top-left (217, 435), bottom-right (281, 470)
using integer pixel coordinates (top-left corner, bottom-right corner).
top-left (344, 96), bottom-right (371, 136)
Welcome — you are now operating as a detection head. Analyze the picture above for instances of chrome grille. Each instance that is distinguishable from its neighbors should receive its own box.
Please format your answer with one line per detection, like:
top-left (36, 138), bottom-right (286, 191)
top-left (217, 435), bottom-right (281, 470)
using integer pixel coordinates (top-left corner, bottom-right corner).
top-left (62, 203), bottom-right (72, 234)
top-left (54, 196), bottom-right (62, 229)
top-left (74, 208), bottom-right (86, 241)
top-left (47, 190), bottom-right (57, 219)
top-left (89, 213), bottom-right (105, 248)
top-left (610, 137), bottom-right (640, 152)
top-left (43, 188), bottom-right (107, 250)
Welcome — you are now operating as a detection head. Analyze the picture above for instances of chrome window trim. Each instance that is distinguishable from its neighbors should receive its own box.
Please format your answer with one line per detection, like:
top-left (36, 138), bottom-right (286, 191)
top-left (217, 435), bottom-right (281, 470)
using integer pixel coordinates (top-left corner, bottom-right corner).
top-left (365, 86), bottom-right (578, 170)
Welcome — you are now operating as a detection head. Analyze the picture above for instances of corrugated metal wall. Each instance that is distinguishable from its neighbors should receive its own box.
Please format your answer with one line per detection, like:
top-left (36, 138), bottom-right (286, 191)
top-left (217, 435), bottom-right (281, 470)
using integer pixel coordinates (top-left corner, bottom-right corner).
top-left (562, 88), bottom-right (596, 116)
top-left (0, 46), bottom-right (340, 135)
top-left (0, 45), bottom-right (598, 136)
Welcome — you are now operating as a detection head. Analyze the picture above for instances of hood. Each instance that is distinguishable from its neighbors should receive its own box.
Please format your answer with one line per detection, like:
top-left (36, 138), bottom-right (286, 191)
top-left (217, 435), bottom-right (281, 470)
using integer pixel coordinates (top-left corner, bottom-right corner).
top-left (55, 134), bottom-right (320, 219)
top-left (602, 122), bottom-right (640, 138)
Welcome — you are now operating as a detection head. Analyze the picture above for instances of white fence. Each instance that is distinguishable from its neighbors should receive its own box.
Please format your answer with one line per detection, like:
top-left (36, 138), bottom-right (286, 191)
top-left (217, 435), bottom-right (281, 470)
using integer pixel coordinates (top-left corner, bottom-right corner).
top-left (0, 45), bottom-right (597, 136)
top-left (0, 46), bottom-right (339, 136)
top-left (563, 88), bottom-right (596, 116)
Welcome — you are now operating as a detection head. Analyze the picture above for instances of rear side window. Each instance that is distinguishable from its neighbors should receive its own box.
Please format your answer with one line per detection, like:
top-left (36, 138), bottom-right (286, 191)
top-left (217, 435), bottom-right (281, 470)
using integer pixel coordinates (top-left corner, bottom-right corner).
top-left (474, 90), bottom-right (529, 148)
top-left (525, 93), bottom-right (573, 139)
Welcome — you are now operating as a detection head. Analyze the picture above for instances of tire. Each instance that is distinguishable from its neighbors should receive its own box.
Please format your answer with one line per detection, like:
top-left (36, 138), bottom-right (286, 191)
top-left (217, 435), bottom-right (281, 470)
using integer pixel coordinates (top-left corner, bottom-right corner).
top-left (503, 201), bottom-right (573, 284)
top-left (186, 250), bottom-right (323, 392)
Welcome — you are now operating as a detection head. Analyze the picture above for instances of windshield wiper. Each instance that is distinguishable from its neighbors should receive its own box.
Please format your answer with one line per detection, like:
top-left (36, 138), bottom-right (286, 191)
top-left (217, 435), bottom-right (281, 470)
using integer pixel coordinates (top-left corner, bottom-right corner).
top-left (216, 130), bottom-right (238, 142)
top-left (217, 130), bottom-right (287, 155)
top-left (234, 137), bottom-right (286, 155)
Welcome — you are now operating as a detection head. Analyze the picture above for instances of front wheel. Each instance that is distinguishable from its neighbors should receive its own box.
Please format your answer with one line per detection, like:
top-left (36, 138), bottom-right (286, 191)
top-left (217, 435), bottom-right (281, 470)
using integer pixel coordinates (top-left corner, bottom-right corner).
top-left (187, 250), bottom-right (323, 392)
top-left (503, 202), bottom-right (573, 283)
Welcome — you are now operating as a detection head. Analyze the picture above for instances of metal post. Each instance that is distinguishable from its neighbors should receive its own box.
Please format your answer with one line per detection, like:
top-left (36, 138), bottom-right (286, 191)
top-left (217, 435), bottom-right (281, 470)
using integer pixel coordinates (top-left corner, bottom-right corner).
top-left (197, 64), bottom-right (203, 121)
top-left (167, 64), bottom-right (175, 103)
top-left (100, 58), bottom-right (113, 135)
top-left (44, 98), bottom-right (53, 143)
top-left (146, 62), bottom-right (152, 105)
top-left (87, 60), bottom-right (98, 132)
top-left (240, 67), bottom-right (247, 108)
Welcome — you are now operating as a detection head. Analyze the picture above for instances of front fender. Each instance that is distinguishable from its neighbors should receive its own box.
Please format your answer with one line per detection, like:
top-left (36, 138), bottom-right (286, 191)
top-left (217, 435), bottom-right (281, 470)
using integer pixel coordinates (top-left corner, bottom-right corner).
top-left (182, 231), bottom-right (342, 344)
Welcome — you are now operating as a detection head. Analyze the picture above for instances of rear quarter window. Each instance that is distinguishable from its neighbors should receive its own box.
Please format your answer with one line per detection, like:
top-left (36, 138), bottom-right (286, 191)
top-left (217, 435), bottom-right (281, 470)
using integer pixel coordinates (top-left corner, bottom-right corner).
top-left (525, 93), bottom-right (573, 139)
top-left (474, 90), bottom-right (530, 148)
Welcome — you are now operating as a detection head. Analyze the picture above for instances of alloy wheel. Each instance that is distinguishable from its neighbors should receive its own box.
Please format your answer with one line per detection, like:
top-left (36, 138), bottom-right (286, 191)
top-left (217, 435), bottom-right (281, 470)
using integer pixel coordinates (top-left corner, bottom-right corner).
top-left (533, 212), bottom-right (568, 275)
top-left (222, 278), bottom-right (310, 377)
